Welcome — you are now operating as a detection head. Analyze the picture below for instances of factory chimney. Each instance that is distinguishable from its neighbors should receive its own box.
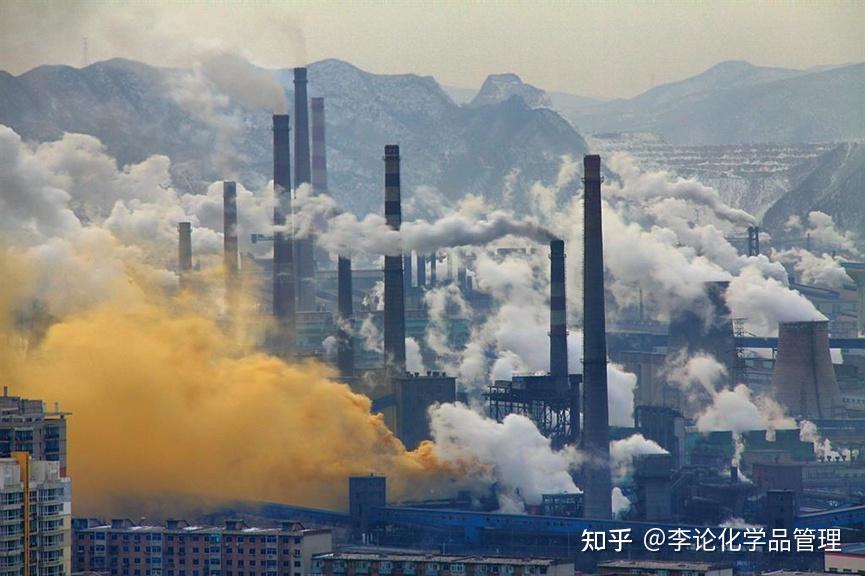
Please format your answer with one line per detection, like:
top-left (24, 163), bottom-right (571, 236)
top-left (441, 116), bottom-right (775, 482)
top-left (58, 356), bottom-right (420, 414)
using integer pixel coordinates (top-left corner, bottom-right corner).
top-left (383, 145), bottom-right (406, 376)
top-left (416, 254), bottom-right (427, 288)
top-left (177, 222), bottom-right (192, 287)
top-left (294, 67), bottom-right (316, 311)
top-left (273, 114), bottom-right (295, 354)
top-left (337, 255), bottom-right (355, 380)
top-left (549, 239), bottom-right (568, 379)
top-left (581, 154), bottom-right (612, 519)
top-left (311, 97), bottom-right (328, 195)
top-left (430, 253), bottom-right (437, 286)
top-left (770, 321), bottom-right (845, 419)
top-left (223, 181), bottom-right (239, 309)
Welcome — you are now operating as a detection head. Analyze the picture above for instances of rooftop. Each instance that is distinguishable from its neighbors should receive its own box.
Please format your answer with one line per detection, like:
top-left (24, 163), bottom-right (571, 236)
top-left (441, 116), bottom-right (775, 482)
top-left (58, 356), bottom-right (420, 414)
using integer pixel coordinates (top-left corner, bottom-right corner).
top-left (598, 560), bottom-right (730, 571)
top-left (314, 552), bottom-right (566, 567)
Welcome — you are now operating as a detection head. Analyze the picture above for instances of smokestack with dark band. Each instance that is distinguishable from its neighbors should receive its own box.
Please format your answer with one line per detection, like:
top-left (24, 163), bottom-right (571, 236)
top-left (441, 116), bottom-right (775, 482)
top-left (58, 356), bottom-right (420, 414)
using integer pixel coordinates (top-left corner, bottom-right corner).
top-left (337, 255), bottom-right (355, 380)
top-left (178, 221), bottom-right (192, 287)
top-left (273, 114), bottom-right (295, 354)
top-left (223, 181), bottom-right (239, 308)
top-left (383, 145), bottom-right (406, 376)
top-left (311, 97), bottom-right (328, 195)
top-left (549, 239), bottom-right (568, 378)
top-left (581, 154), bottom-right (612, 519)
top-left (294, 67), bottom-right (316, 311)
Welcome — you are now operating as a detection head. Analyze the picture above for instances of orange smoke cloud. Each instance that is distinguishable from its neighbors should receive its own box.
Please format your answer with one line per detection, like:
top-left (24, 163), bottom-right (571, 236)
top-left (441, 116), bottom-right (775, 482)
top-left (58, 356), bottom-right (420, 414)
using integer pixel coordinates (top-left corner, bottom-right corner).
top-left (0, 251), bottom-right (462, 517)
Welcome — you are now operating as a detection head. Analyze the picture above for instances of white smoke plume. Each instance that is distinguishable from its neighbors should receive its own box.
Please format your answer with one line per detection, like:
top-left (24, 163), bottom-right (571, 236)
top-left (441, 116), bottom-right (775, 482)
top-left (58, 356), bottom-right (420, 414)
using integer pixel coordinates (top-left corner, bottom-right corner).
top-left (607, 153), bottom-right (756, 227)
top-left (358, 315), bottom-right (383, 355)
top-left (611, 487), bottom-right (631, 518)
top-left (726, 265), bottom-right (826, 336)
top-left (695, 383), bottom-right (796, 434)
top-left (609, 433), bottom-right (668, 482)
top-left (785, 211), bottom-right (860, 255)
top-left (429, 403), bottom-right (583, 511)
top-left (774, 248), bottom-right (853, 288)
top-left (799, 420), bottom-right (849, 461)
top-left (405, 337), bottom-right (426, 373)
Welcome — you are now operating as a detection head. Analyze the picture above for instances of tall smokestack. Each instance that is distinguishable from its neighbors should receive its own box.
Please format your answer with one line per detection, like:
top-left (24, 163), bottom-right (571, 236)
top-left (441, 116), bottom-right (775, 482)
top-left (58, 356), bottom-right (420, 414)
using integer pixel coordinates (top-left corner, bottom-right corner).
top-left (383, 145), bottom-right (406, 376)
top-left (294, 67), bottom-right (316, 311)
top-left (404, 254), bottom-right (413, 294)
top-left (582, 154), bottom-right (612, 519)
top-left (273, 114), bottom-right (295, 353)
top-left (311, 97), bottom-right (328, 195)
top-left (416, 254), bottom-right (427, 288)
top-left (178, 222), bottom-right (192, 286)
top-left (337, 256), bottom-right (355, 380)
top-left (430, 253), bottom-right (437, 286)
top-left (223, 181), bottom-right (239, 306)
top-left (771, 321), bottom-right (845, 419)
top-left (549, 239), bottom-right (568, 378)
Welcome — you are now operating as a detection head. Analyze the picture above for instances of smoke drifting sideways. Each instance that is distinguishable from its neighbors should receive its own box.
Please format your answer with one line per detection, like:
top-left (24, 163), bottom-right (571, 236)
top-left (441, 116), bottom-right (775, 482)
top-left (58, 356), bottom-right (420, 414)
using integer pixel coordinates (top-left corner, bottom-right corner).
top-left (0, 123), bottom-right (475, 516)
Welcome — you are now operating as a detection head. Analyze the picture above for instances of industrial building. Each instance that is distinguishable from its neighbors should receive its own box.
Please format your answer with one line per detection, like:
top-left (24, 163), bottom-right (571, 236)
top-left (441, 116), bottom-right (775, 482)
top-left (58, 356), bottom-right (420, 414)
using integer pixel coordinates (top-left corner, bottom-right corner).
top-left (310, 552), bottom-right (573, 576)
top-left (72, 519), bottom-right (332, 576)
top-left (0, 453), bottom-right (72, 576)
top-left (596, 560), bottom-right (733, 576)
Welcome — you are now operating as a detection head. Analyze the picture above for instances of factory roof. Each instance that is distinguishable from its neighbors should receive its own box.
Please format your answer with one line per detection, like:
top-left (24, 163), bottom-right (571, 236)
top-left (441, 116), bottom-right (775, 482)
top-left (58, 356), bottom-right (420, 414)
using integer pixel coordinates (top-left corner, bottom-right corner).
top-left (826, 542), bottom-right (865, 556)
top-left (314, 552), bottom-right (566, 567)
top-left (75, 519), bottom-right (328, 536)
top-left (598, 559), bottom-right (730, 571)
top-left (761, 571), bottom-right (837, 576)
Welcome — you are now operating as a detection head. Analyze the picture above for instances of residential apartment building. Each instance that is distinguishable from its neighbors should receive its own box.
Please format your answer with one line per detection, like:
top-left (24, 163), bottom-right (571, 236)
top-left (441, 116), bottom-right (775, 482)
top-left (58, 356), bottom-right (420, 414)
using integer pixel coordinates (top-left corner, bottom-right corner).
top-left (0, 453), bottom-right (72, 576)
top-left (0, 393), bottom-right (68, 475)
top-left (72, 520), bottom-right (332, 576)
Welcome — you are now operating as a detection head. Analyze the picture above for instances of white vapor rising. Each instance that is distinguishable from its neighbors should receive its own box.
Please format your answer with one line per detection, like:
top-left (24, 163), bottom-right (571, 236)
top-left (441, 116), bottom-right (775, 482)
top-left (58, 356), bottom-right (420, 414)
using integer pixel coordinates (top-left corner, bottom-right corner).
top-left (610, 434), bottom-right (668, 482)
top-left (774, 248), bottom-right (853, 288)
top-left (429, 403), bottom-right (583, 511)
top-left (696, 384), bottom-right (796, 434)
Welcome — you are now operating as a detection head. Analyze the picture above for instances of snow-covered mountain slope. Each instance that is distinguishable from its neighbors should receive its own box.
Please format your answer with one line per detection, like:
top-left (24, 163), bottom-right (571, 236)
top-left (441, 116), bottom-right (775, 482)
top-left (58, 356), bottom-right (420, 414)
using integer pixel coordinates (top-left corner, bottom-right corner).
top-left (0, 58), bottom-right (588, 217)
top-left (567, 61), bottom-right (865, 145)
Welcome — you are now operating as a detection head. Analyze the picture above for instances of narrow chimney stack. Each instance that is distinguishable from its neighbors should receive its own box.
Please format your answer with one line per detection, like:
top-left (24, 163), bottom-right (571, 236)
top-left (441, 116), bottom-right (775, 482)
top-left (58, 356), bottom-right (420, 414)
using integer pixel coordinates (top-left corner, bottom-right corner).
top-left (337, 255), bottom-right (355, 380)
top-left (581, 154), bottom-right (612, 519)
top-left (178, 222), bottom-right (192, 287)
top-left (549, 239), bottom-right (568, 378)
top-left (311, 97), bottom-right (328, 195)
top-left (416, 254), bottom-right (427, 288)
top-left (294, 67), bottom-right (316, 311)
top-left (273, 114), bottom-right (295, 353)
top-left (430, 253), bottom-right (437, 286)
top-left (383, 145), bottom-right (406, 376)
top-left (223, 181), bottom-right (239, 305)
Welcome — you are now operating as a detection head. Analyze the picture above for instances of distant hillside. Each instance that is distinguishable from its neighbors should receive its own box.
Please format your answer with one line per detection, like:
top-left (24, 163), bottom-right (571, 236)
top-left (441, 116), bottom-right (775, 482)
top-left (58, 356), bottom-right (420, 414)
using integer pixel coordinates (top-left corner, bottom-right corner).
top-left (567, 60), bottom-right (865, 145)
top-left (0, 58), bottom-right (588, 217)
top-left (763, 142), bottom-right (865, 236)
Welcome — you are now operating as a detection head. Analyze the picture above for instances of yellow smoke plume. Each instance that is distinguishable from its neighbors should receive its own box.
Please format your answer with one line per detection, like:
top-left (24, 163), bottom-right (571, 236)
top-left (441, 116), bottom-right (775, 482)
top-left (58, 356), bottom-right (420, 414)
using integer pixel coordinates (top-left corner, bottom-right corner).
top-left (0, 248), bottom-right (462, 517)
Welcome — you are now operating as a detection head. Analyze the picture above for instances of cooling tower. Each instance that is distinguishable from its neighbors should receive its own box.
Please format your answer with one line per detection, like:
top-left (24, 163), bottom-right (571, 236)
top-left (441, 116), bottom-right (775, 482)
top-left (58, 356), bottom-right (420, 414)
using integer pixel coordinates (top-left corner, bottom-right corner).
top-left (273, 114), bottom-right (295, 352)
top-left (549, 239), bottom-right (568, 379)
top-left (770, 321), bottom-right (845, 419)
top-left (581, 154), bottom-right (612, 519)
top-left (223, 181), bottom-right (239, 304)
top-left (337, 255), bottom-right (355, 380)
top-left (294, 67), bottom-right (316, 311)
top-left (311, 97), bottom-right (328, 195)
top-left (383, 145), bottom-right (406, 376)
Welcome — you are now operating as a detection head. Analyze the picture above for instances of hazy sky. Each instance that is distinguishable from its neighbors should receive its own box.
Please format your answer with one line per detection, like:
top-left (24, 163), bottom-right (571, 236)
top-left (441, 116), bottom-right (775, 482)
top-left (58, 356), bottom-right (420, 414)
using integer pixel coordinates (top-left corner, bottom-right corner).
top-left (1, 0), bottom-right (863, 99)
